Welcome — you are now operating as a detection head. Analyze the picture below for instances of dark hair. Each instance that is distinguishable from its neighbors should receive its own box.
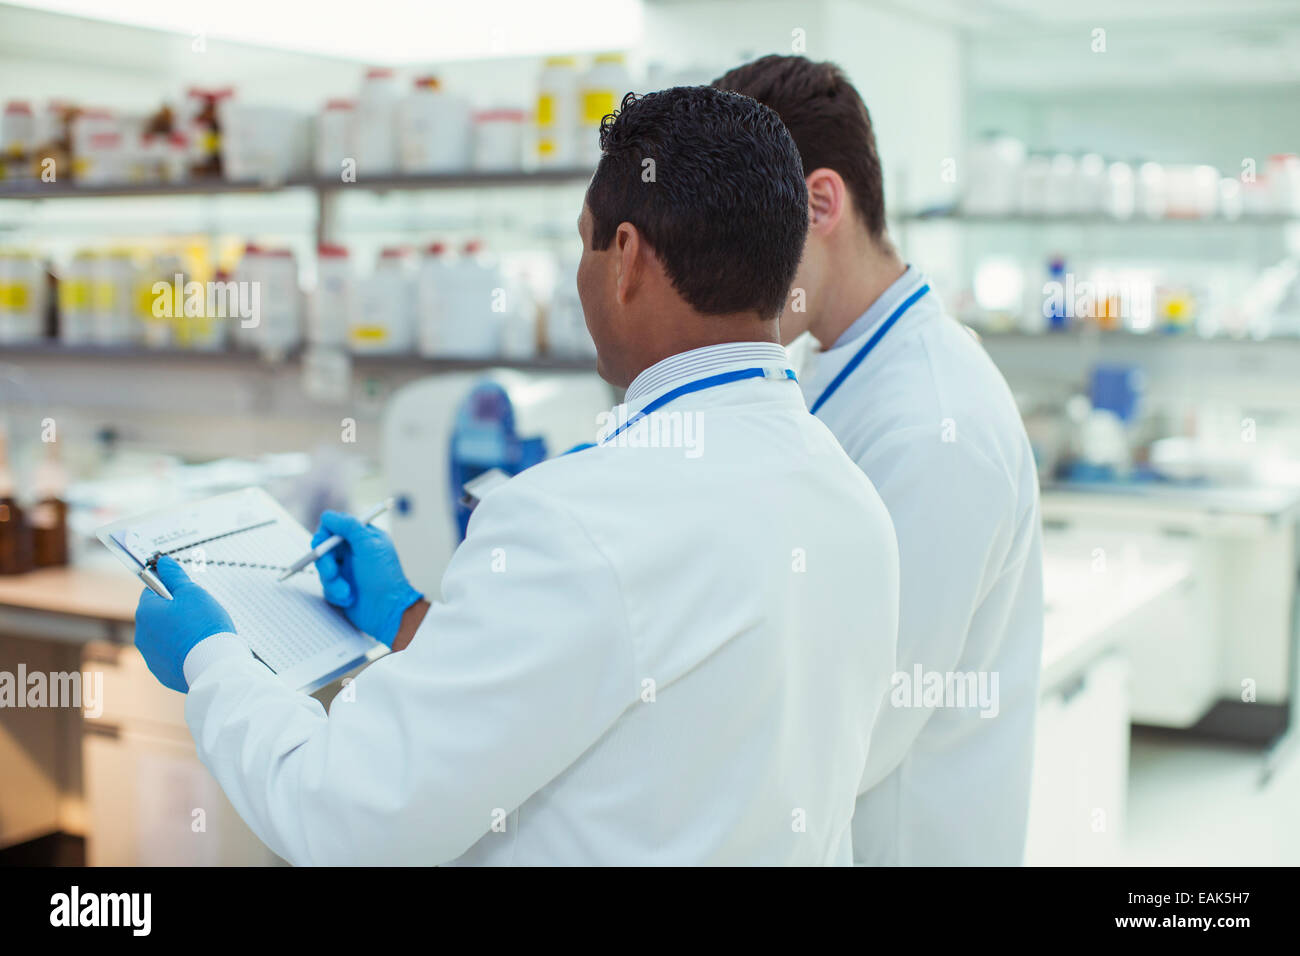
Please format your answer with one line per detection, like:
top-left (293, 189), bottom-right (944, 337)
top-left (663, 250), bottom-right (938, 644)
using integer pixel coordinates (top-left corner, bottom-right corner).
top-left (586, 86), bottom-right (808, 320)
top-left (713, 55), bottom-right (886, 240)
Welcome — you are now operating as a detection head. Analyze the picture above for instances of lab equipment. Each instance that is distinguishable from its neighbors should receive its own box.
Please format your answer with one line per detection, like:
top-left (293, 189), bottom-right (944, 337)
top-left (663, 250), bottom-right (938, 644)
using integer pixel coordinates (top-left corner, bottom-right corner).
top-left (1089, 363), bottom-right (1143, 423)
top-left (447, 381), bottom-right (549, 541)
top-left (382, 369), bottom-right (610, 594)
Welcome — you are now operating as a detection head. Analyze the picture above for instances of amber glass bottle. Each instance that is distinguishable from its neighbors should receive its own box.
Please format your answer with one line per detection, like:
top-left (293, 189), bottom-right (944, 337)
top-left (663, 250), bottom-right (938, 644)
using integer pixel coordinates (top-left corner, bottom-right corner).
top-left (0, 430), bottom-right (34, 574)
top-left (31, 442), bottom-right (69, 567)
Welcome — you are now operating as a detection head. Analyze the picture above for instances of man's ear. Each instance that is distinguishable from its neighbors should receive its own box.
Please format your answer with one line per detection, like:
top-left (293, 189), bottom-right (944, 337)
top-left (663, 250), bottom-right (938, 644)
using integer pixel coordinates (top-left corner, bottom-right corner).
top-left (806, 168), bottom-right (847, 236)
top-left (614, 222), bottom-right (644, 306)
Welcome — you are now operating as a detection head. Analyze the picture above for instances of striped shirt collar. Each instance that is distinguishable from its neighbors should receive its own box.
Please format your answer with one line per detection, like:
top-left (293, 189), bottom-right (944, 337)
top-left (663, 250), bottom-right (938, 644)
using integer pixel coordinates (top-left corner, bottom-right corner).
top-left (625, 341), bottom-right (791, 404)
top-left (829, 264), bottom-right (928, 351)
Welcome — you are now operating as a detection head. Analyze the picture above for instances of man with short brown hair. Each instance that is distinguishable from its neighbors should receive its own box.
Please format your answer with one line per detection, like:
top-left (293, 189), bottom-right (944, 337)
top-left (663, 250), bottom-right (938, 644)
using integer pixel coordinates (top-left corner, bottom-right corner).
top-left (717, 55), bottom-right (1044, 866)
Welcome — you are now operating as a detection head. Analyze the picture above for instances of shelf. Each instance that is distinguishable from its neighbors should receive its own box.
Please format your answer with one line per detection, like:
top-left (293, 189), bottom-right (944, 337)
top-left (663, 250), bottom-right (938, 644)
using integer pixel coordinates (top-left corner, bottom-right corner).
top-left (974, 328), bottom-right (1300, 344)
top-left (0, 168), bottom-right (595, 201)
top-left (898, 210), bottom-right (1298, 226)
top-left (0, 342), bottom-right (598, 373)
top-left (315, 168), bottom-right (594, 193)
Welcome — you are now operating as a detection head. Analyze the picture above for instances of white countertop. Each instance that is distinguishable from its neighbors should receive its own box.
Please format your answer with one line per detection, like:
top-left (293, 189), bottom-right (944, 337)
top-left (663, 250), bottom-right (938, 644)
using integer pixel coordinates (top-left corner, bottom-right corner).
top-left (1040, 548), bottom-right (1191, 690)
top-left (1043, 481), bottom-right (1300, 518)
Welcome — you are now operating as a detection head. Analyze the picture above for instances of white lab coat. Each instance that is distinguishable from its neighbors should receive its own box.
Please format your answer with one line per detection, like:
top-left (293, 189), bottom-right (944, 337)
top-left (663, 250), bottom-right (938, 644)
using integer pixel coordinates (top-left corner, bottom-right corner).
top-left (182, 345), bottom-right (900, 865)
top-left (797, 274), bottom-right (1044, 865)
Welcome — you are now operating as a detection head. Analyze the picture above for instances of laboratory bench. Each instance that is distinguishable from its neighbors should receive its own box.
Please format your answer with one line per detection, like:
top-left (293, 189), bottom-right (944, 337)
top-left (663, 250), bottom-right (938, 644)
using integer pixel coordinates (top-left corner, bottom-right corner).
top-left (1027, 543), bottom-right (1193, 865)
top-left (0, 559), bottom-right (280, 863)
top-left (1040, 482), bottom-right (1300, 767)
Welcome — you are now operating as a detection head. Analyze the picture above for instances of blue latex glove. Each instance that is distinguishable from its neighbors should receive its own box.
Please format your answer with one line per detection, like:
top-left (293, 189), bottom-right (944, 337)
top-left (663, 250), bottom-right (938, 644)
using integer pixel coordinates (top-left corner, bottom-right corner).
top-left (312, 510), bottom-right (422, 647)
top-left (134, 555), bottom-right (236, 693)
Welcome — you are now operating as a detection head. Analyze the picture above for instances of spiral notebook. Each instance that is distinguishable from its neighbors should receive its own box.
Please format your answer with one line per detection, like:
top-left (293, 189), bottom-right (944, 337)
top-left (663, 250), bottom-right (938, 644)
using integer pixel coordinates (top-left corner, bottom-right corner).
top-left (98, 487), bottom-right (386, 692)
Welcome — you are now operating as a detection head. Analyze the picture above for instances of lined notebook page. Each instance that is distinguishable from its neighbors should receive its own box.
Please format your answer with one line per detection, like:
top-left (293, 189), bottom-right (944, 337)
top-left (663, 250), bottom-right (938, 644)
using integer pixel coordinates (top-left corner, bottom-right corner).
top-left (105, 487), bottom-right (379, 690)
top-left (162, 519), bottom-right (362, 676)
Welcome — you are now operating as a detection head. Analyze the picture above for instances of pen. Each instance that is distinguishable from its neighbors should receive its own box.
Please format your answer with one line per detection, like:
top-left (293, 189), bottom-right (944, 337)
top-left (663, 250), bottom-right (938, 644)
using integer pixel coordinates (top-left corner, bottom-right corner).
top-left (138, 564), bottom-right (173, 600)
top-left (277, 498), bottom-right (395, 583)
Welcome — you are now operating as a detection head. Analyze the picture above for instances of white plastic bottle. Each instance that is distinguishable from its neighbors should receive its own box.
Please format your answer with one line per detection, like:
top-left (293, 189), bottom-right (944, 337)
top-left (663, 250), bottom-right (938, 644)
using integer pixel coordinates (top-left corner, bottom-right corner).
top-left (1137, 161), bottom-right (1168, 220)
top-left (0, 251), bottom-right (46, 344)
top-left (353, 246), bottom-right (415, 354)
top-left (536, 56), bottom-right (579, 167)
top-left (499, 275), bottom-right (537, 359)
top-left (1, 101), bottom-right (35, 179)
top-left (1105, 161), bottom-right (1136, 219)
top-left (472, 109), bottom-right (526, 172)
top-left (415, 242), bottom-right (451, 357)
top-left (58, 251), bottom-right (96, 344)
top-left (547, 254), bottom-right (596, 357)
top-left (397, 76), bottom-right (471, 174)
top-left (315, 98), bottom-right (356, 178)
top-left (578, 54), bottom-right (631, 166)
top-left (92, 249), bottom-right (139, 346)
top-left (355, 67), bottom-right (399, 178)
top-left (140, 252), bottom-right (183, 349)
top-left (417, 241), bottom-right (505, 357)
top-left (452, 240), bottom-right (506, 357)
top-left (232, 243), bottom-right (264, 350)
top-left (310, 244), bottom-right (354, 348)
top-left (257, 247), bottom-right (302, 359)
top-left (234, 244), bottom-right (301, 358)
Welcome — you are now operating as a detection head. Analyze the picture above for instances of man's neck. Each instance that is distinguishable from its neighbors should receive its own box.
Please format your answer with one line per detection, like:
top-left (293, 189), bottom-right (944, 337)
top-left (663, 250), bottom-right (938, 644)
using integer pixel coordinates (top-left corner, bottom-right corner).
top-left (809, 239), bottom-right (907, 350)
top-left (625, 313), bottom-right (781, 386)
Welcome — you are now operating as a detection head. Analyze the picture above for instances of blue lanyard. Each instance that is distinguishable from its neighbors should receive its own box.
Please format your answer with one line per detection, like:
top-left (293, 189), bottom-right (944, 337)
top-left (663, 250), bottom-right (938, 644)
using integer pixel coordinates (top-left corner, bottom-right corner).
top-left (603, 365), bottom-right (797, 444)
top-left (809, 283), bottom-right (929, 415)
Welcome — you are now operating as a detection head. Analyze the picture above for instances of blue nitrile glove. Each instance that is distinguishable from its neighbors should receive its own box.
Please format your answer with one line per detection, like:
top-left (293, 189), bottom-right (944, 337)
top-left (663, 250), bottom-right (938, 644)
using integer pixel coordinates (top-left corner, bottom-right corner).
top-left (312, 510), bottom-right (422, 647)
top-left (134, 555), bottom-right (236, 693)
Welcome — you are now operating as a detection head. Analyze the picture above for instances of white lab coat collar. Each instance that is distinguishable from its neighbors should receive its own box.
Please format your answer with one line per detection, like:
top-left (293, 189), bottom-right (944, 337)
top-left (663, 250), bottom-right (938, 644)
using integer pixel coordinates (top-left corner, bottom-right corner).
top-left (828, 265), bottom-right (932, 353)
top-left (624, 341), bottom-right (792, 407)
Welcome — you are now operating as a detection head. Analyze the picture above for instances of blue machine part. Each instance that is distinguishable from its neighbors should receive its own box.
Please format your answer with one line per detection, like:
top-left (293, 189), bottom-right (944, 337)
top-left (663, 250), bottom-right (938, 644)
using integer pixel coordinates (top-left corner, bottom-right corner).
top-left (1046, 256), bottom-right (1069, 330)
top-left (448, 380), bottom-right (548, 541)
top-left (1089, 363), bottom-right (1144, 424)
